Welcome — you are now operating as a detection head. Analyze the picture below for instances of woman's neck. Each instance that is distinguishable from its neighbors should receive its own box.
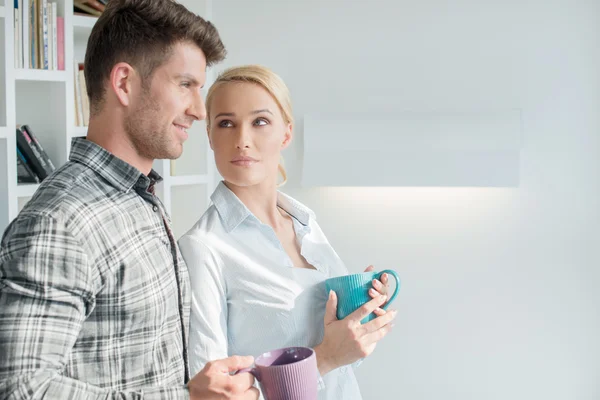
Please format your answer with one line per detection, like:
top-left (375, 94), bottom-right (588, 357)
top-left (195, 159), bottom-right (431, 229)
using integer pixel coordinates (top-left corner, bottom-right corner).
top-left (224, 180), bottom-right (288, 230)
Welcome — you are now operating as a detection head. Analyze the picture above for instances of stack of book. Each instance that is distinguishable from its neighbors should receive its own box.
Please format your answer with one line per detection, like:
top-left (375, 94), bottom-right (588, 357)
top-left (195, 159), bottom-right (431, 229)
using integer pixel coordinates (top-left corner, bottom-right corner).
top-left (16, 125), bottom-right (56, 184)
top-left (13, 0), bottom-right (65, 70)
top-left (74, 0), bottom-right (106, 17)
top-left (74, 63), bottom-right (90, 127)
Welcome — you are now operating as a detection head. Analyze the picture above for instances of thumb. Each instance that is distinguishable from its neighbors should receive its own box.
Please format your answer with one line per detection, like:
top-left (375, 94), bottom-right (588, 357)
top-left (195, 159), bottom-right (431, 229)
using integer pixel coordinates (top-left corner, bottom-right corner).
top-left (324, 290), bottom-right (338, 325)
top-left (217, 355), bottom-right (255, 373)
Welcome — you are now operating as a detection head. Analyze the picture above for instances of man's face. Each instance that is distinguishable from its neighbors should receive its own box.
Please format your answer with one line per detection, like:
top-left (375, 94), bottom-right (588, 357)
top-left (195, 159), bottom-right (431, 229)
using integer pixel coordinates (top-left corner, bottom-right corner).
top-left (125, 41), bottom-right (207, 161)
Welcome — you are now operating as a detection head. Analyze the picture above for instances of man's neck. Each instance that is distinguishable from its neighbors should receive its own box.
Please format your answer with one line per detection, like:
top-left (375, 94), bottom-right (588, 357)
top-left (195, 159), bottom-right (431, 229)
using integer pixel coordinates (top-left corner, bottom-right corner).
top-left (86, 116), bottom-right (153, 175)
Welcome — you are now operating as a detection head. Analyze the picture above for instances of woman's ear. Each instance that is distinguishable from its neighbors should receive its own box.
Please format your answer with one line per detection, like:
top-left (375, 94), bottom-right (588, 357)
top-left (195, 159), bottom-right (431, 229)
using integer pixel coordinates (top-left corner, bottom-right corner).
top-left (281, 123), bottom-right (293, 150)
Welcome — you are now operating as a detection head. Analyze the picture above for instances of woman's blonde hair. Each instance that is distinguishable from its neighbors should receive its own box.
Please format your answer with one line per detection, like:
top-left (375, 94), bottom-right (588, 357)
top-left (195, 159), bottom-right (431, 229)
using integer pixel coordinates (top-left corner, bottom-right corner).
top-left (206, 65), bottom-right (293, 186)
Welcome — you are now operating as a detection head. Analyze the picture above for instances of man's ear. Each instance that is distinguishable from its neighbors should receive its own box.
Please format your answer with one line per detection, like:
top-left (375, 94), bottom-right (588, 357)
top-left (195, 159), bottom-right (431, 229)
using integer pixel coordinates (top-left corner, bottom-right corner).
top-left (109, 62), bottom-right (137, 107)
top-left (281, 123), bottom-right (293, 150)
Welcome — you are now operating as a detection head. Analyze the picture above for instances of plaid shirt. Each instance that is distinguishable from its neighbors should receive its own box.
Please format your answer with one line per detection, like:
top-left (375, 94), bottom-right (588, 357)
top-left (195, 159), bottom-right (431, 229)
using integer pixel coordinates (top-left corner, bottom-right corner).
top-left (0, 138), bottom-right (191, 399)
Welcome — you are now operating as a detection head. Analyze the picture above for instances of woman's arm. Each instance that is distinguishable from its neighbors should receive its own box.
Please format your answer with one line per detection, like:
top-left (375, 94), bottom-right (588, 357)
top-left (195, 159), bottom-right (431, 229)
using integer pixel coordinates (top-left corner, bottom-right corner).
top-left (178, 234), bottom-right (230, 376)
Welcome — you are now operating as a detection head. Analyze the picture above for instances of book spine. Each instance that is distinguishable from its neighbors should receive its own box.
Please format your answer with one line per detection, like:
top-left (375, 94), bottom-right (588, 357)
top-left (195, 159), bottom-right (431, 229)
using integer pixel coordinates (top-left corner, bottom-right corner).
top-left (21, 125), bottom-right (56, 172)
top-left (56, 16), bottom-right (64, 70)
top-left (16, 128), bottom-right (48, 180)
top-left (42, 0), bottom-right (48, 69)
top-left (74, 62), bottom-right (84, 126)
top-left (14, 0), bottom-right (20, 69)
top-left (16, 147), bottom-right (41, 183)
top-left (46, 2), bottom-right (52, 70)
top-left (22, 0), bottom-right (29, 69)
top-left (30, 0), bottom-right (35, 68)
top-left (52, 2), bottom-right (57, 70)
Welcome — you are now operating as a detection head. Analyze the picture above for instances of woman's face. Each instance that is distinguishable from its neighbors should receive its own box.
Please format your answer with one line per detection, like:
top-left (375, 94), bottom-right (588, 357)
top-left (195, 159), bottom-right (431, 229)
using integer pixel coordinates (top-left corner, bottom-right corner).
top-left (208, 82), bottom-right (291, 188)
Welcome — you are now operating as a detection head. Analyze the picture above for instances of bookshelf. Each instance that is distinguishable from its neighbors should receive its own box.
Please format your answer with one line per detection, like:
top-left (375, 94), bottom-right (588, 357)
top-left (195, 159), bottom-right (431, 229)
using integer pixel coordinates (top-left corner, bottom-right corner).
top-left (0, 0), bottom-right (218, 239)
top-left (14, 69), bottom-right (67, 81)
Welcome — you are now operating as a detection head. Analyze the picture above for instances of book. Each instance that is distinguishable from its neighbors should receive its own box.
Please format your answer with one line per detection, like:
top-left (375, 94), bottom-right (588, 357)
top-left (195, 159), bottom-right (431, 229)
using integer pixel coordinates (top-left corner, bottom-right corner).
top-left (52, 2), bottom-right (58, 70)
top-left (16, 126), bottom-right (55, 180)
top-left (41, 0), bottom-right (48, 69)
top-left (78, 66), bottom-right (90, 126)
top-left (74, 61), bottom-right (84, 126)
top-left (47, 1), bottom-right (53, 70)
top-left (30, 0), bottom-right (36, 68)
top-left (16, 147), bottom-right (41, 183)
top-left (16, 127), bottom-right (48, 180)
top-left (57, 16), bottom-right (64, 70)
top-left (21, 125), bottom-right (56, 172)
top-left (22, 0), bottom-right (29, 69)
top-left (14, 0), bottom-right (21, 69)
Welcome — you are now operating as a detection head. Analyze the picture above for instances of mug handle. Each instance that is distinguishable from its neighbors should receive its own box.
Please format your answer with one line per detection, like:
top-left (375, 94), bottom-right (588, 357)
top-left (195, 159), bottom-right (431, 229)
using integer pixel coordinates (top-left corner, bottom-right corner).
top-left (377, 269), bottom-right (401, 310)
top-left (235, 367), bottom-right (261, 381)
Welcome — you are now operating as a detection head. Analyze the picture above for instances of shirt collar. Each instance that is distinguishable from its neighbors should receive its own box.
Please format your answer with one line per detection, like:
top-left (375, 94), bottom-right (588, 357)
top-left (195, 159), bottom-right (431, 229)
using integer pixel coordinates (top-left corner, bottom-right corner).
top-left (211, 181), bottom-right (316, 233)
top-left (69, 137), bottom-right (163, 193)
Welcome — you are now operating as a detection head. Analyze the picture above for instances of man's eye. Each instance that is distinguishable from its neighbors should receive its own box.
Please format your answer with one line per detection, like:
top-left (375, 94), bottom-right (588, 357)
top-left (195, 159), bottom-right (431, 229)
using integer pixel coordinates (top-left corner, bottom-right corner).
top-left (181, 82), bottom-right (191, 88)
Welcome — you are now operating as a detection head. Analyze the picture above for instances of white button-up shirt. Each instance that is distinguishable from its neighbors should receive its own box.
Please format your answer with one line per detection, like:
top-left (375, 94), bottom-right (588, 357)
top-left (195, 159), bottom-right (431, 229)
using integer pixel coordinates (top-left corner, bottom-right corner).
top-left (178, 181), bottom-right (363, 400)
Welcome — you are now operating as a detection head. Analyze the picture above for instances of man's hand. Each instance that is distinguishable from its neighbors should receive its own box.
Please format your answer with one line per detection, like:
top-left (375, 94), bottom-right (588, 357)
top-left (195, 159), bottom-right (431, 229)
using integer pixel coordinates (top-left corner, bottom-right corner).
top-left (188, 355), bottom-right (260, 400)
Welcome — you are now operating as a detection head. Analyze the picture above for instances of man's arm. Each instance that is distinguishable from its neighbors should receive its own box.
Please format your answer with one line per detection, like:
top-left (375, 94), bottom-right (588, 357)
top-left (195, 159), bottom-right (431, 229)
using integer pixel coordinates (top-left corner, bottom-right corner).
top-left (0, 214), bottom-right (188, 400)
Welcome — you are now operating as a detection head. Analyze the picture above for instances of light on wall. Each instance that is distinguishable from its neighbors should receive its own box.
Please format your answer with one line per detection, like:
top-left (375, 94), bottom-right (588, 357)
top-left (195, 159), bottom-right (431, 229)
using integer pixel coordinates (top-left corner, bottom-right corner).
top-left (301, 110), bottom-right (523, 187)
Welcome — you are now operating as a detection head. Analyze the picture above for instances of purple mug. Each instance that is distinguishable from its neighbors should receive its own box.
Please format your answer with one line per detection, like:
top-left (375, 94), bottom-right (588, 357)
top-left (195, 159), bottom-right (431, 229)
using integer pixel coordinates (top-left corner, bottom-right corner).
top-left (237, 346), bottom-right (318, 400)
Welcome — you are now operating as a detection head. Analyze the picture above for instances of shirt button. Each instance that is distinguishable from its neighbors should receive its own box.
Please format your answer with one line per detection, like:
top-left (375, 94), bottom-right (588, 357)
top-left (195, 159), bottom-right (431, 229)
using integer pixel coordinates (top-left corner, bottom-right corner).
top-left (152, 205), bottom-right (158, 212)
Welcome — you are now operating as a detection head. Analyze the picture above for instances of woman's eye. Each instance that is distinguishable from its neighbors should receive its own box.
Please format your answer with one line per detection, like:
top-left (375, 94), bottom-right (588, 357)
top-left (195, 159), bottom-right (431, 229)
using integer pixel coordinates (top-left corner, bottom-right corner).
top-left (218, 120), bottom-right (233, 128)
top-left (254, 118), bottom-right (268, 126)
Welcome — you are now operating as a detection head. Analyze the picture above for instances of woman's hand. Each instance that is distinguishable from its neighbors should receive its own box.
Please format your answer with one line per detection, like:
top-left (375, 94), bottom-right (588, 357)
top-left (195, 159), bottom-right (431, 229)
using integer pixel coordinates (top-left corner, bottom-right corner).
top-left (313, 290), bottom-right (396, 376)
top-left (365, 265), bottom-right (390, 317)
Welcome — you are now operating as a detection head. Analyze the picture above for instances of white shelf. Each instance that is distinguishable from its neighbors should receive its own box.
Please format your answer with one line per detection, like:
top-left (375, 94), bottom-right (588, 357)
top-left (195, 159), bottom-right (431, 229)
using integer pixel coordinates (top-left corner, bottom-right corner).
top-left (17, 184), bottom-right (40, 198)
top-left (0, 5), bottom-right (5, 18)
top-left (15, 69), bottom-right (67, 82)
top-left (73, 14), bottom-right (98, 34)
top-left (170, 174), bottom-right (209, 187)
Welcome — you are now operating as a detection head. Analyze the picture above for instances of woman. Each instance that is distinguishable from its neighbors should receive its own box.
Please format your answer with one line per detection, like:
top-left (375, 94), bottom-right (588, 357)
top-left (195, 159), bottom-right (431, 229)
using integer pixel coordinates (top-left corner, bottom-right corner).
top-left (178, 65), bottom-right (397, 399)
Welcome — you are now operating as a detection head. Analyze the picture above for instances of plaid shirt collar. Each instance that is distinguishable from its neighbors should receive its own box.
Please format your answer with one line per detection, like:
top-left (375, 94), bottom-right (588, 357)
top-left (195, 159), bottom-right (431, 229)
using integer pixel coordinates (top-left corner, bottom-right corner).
top-left (69, 137), bottom-right (163, 194)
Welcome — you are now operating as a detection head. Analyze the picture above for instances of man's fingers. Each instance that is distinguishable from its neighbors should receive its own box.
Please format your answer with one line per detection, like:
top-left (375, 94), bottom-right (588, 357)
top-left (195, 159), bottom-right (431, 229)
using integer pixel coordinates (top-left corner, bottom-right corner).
top-left (216, 355), bottom-right (255, 373)
top-left (364, 265), bottom-right (375, 272)
top-left (229, 371), bottom-right (256, 394)
top-left (243, 387), bottom-right (260, 399)
top-left (348, 295), bottom-right (387, 322)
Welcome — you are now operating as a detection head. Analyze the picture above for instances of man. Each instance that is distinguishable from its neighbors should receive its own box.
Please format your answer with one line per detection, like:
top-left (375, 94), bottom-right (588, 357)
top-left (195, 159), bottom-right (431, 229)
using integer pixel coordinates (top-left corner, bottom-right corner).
top-left (0, 0), bottom-right (258, 398)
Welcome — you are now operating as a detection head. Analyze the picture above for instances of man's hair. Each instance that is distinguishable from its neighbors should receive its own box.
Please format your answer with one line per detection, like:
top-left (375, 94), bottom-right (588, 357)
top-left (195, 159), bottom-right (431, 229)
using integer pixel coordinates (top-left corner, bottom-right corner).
top-left (84, 0), bottom-right (226, 114)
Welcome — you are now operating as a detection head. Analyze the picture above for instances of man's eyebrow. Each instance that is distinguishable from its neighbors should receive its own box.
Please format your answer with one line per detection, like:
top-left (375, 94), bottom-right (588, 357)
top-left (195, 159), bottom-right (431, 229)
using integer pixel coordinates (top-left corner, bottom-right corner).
top-left (175, 73), bottom-right (200, 85)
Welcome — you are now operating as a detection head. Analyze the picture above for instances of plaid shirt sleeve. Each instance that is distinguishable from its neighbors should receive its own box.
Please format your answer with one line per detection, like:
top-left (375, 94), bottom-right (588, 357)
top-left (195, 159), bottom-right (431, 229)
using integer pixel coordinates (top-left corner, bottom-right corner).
top-left (0, 214), bottom-right (190, 400)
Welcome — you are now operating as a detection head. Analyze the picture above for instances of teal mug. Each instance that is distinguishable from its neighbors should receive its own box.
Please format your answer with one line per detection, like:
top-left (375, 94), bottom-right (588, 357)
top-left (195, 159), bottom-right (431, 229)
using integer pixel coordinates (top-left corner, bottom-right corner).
top-left (325, 269), bottom-right (401, 324)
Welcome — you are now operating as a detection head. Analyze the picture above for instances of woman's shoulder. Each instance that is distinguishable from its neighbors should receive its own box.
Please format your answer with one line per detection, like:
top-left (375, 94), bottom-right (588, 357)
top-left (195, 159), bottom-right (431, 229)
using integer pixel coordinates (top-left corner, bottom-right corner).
top-left (178, 204), bottom-right (227, 247)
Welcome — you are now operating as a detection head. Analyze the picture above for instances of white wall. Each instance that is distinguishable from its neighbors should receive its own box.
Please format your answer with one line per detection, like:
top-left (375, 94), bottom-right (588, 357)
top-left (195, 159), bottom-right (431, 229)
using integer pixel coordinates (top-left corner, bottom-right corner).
top-left (211, 1), bottom-right (600, 399)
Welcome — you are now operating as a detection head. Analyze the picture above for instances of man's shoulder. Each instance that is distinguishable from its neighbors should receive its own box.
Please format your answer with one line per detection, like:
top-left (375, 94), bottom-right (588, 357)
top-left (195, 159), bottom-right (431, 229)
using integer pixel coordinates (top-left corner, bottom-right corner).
top-left (16, 160), bottom-right (114, 226)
